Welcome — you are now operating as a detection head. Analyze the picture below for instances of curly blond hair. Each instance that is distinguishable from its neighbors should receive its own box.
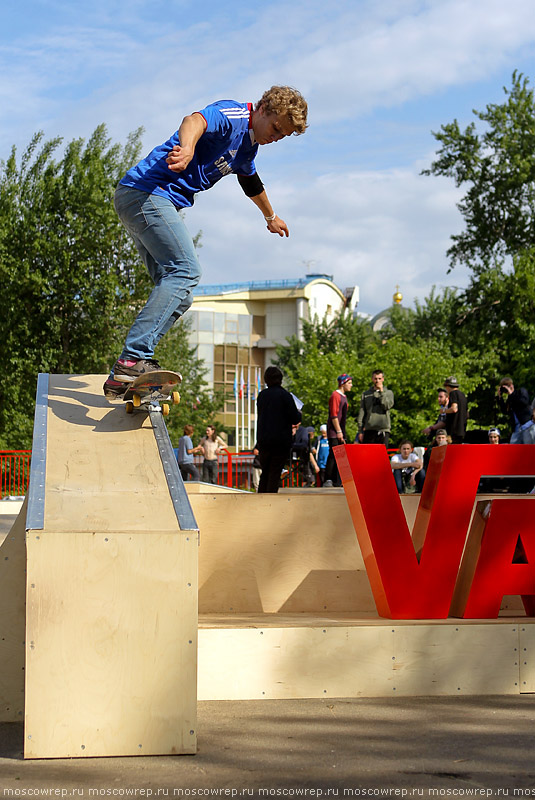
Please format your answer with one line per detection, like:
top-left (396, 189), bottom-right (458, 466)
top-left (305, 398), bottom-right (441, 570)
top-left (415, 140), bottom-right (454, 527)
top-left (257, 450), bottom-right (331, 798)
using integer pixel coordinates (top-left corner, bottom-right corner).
top-left (256, 86), bottom-right (308, 134)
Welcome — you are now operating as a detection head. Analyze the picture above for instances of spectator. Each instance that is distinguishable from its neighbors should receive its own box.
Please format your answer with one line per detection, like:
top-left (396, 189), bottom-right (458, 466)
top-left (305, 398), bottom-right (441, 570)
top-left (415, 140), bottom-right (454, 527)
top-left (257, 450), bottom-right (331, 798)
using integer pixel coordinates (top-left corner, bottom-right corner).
top-left (357, 369), bottom-right (395, 446)
top-left (478, 428), bottom-right (506, 493)
top-left (314, 424), bottom-right (331, 486)
top-left (488, 427), bottom-right (501, 445)
top-left (251, 444), bottom-right (262, 492)
top-left (177, 424), bottom-right (202, 481)
top-left (199, 425), bottom-right (226, 484)
top-left (324, 374), bottom-right (353, 487)
top-left (444, 376), bottom-right (468, 444)
top-left (391, 440), bottom-right (425, 494)
top-left (423, 429), bottom-right (449, 472)
top-left (292, 424), bottom-right (318, 487)
top-left (257, 366), bottom-right (301, 493)
top-left (422, 388), bottom-right (448, 438)
top-left (497, 377), bottom-right (535, 444)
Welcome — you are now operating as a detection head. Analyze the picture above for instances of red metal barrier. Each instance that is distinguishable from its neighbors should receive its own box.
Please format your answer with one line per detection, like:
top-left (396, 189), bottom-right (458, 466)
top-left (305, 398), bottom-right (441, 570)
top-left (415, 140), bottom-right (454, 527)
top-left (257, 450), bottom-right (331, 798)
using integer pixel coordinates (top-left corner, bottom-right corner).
top-left (0, 450), bottom-right (31, 497)
top-left (193, 449), bottom-right (257, 490)
top-left (0, 446), bottom-right (402, 497)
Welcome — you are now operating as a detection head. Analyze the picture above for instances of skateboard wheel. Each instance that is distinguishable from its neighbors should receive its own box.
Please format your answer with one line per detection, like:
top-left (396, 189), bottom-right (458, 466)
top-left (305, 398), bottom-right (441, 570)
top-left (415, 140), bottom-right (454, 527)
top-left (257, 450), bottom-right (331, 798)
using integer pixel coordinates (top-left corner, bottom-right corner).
top-left (125, 401), bottom-right (134, 414)
top-left (133, 393), bottom-right (141, 408)
top-left (172, 391), bottom-right (180, 405)
top-left (162, 403), bottom-right (170, 416)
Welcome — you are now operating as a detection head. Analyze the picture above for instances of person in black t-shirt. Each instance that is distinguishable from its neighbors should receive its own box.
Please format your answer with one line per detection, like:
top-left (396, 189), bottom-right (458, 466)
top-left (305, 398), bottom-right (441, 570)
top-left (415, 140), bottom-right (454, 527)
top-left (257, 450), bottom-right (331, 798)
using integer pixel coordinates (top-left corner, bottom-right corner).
top-left (256, 366), bottom-right (301, 493)
top-left (444, 376), bottom-right (468, 444)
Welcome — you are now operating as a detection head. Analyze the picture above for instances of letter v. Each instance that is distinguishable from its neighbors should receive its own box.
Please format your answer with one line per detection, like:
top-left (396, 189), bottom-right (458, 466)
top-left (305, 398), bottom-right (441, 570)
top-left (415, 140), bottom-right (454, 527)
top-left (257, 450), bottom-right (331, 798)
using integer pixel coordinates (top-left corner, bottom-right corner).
top-left (334, 444), bottom-right (535, 619)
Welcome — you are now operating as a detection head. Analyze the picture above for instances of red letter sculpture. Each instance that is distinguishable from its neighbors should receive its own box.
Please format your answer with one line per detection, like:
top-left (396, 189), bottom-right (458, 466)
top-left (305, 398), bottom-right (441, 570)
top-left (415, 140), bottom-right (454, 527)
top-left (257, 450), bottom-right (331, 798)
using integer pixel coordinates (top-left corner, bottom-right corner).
top-left (335, 444), bottom-right (535, 619)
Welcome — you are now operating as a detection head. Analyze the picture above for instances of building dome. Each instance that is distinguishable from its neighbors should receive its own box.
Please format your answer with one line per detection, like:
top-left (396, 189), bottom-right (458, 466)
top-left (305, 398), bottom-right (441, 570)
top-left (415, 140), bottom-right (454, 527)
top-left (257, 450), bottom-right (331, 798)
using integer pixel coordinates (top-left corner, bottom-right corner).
top-left (393, 286), bottom-right (403, 305)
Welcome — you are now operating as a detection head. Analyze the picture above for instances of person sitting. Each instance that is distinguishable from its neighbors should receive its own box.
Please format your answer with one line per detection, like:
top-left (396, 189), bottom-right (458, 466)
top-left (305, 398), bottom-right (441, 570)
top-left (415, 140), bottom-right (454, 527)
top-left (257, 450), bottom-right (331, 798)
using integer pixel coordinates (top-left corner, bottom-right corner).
top-left (391, 440), bottom-right (425, 494)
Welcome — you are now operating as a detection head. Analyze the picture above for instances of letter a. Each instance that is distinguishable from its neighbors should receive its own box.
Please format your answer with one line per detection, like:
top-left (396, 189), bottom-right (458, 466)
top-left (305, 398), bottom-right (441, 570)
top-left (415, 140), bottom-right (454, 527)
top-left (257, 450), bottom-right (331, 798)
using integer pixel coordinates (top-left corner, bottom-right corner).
top-left (460, 499), bottom-right (535, 618)
top-left (335, 444), bottom-right (535, 619)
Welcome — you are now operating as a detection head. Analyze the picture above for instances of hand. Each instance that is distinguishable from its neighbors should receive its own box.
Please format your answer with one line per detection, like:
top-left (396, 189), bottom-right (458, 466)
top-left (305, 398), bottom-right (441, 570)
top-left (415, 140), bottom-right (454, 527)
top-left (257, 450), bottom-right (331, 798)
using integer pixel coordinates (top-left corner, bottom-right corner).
top-left (266, 215), bottom-right (289, 237)
top-left (423, 426), bottom-right (431, 436)
top-left (166, 145), bottom-right (194, 173)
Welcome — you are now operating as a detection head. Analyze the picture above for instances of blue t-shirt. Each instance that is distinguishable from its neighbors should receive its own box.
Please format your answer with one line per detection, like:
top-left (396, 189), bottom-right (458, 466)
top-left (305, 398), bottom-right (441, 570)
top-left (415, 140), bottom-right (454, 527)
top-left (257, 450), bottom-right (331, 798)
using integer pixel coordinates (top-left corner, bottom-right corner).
top-left (177, 435), bottom-right (194, 464)
top-left (120, 100), bottom-right (258, 209)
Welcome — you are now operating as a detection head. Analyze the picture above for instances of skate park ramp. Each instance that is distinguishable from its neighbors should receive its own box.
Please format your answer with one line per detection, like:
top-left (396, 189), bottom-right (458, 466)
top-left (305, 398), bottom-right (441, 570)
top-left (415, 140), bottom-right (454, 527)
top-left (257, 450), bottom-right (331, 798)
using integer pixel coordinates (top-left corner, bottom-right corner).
top-left (0, 374), bottom-right (198, 758)
top-left (30, 373), bottom-right (196, 533)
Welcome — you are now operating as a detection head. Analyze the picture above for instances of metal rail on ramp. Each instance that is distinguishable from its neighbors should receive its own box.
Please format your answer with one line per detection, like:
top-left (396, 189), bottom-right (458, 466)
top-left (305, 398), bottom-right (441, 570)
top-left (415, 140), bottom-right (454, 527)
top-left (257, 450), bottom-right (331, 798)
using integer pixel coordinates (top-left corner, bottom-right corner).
top-left (150, 410), bottom-right (198, 533)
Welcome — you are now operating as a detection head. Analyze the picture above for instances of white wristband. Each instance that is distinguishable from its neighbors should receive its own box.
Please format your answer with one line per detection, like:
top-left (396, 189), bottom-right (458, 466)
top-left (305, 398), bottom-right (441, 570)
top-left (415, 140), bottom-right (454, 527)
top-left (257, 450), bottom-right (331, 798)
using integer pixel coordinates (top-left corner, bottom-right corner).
top-left (264, 213), bottom-right (276, 222)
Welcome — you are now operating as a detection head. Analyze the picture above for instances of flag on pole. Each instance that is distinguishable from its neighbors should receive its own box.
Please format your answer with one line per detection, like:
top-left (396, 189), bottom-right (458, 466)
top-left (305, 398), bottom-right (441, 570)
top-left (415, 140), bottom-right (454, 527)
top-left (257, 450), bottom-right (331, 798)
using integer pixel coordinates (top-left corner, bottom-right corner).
top-left (234, 366), bottom-right (239, 453)
top-left (239, 367), bottom-right (245, 399)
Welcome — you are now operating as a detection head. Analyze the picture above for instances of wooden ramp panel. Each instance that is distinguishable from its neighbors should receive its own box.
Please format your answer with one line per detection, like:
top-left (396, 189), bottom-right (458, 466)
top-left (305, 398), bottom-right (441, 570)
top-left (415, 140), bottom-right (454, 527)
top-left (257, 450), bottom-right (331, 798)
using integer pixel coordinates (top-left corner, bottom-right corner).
top-left (24, 374), bottom-right (198, 759)
top-left (190, 491), bottom-right (535, 700)
top-left (0, 497), bottom-right (27, 722)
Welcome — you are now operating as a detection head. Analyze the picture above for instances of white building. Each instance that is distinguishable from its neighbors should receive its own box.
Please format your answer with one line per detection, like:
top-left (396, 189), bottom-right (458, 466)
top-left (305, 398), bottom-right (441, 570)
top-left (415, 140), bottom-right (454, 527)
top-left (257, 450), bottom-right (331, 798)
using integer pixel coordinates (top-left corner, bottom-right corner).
top-left (188, 274), bottom-right (358, 444)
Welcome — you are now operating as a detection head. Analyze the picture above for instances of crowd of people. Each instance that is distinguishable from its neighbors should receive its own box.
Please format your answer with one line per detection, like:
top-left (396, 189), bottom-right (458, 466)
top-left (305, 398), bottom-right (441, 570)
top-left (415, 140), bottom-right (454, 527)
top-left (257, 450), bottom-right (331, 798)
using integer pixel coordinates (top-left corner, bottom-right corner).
top-left (175, 368), bottom-right (535, 494)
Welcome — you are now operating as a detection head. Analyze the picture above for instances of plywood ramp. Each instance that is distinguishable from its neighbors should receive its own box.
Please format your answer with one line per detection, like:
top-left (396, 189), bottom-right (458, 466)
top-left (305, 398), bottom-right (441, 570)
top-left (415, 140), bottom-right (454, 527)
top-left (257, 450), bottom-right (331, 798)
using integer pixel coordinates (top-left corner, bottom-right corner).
top-left (193, 493), bottom-right (436, 615)
top-left (22, 375), bottom-right (198, 759)
top-left (190, 490), bottom-right (535, 700)
top-left (0, 496), bottom-right (27, 721)
top-left (197, 615), bottom-right (527, 700)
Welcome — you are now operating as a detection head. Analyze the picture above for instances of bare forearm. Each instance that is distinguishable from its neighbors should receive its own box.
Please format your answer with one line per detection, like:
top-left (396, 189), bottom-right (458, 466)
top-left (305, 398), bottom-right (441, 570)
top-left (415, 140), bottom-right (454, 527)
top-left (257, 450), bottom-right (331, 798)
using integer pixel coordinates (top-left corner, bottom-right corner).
top-left (166, 113), bottom-right (207, 172)
top-left (249, 190), bottom-right (289, 237)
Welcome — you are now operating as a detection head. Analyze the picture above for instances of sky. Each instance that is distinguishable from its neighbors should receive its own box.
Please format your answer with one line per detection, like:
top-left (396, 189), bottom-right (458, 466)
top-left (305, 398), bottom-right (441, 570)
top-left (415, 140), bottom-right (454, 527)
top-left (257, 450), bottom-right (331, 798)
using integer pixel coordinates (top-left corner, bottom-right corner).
top-left (2, 0), bottom-right (535, 316)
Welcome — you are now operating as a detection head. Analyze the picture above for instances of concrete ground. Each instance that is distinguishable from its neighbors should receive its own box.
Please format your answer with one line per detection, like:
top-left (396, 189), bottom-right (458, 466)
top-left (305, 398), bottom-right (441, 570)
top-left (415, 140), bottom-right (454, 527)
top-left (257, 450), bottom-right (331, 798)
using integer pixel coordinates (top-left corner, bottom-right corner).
top-left (2, 504), bottom-right (535, 796)
top-left (1, 696), bottom-right (535, 796)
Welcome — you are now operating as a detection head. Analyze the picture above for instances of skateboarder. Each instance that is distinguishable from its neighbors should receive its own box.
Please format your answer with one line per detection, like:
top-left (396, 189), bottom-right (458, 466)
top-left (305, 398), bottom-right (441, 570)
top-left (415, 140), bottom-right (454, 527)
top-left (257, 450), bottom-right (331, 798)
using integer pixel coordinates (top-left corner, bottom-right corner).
top-left (103, 86), bottom-right (308, 398)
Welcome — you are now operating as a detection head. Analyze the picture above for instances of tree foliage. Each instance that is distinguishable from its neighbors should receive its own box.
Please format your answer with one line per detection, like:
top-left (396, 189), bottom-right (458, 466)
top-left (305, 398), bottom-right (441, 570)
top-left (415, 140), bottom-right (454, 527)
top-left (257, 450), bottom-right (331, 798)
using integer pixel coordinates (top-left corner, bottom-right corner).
top-left (422, 72), bottom-right (535, 273)
top-left (153, 317), bottom-right (225, 447)
top-left (0, 127), bottom-right (212, 449)
top-left (275, 308), bottom-right (485, 446)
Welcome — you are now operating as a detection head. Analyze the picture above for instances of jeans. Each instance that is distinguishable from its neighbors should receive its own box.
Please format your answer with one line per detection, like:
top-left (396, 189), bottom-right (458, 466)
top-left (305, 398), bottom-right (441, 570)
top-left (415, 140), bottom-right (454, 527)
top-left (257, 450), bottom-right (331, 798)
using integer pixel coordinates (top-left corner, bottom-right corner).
top-left (179, 462), bottom-right (200, 482)
top-left (393, 468), bottom-right (426, 493)
top-left (362, 430), bottom-right (390, 447)
top-left (202, 460), bottom-right (218, 484)
top-left (510, 422), bottom-right (535, 444)
top-left (114, 184), bottom-right (202, 361)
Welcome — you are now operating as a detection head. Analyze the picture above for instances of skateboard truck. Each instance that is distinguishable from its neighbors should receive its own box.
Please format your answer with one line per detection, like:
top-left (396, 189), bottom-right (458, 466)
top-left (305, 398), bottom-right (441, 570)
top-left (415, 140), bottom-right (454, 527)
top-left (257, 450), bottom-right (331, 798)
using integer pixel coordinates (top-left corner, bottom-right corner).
top-left (122, 370), bottom-right (182, 417)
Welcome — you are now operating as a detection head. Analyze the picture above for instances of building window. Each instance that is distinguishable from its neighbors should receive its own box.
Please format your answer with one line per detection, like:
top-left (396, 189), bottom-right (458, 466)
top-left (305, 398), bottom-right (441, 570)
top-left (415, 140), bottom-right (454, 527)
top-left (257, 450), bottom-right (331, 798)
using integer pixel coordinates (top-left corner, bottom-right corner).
top-left (252, 315), bottom-right (266, 336)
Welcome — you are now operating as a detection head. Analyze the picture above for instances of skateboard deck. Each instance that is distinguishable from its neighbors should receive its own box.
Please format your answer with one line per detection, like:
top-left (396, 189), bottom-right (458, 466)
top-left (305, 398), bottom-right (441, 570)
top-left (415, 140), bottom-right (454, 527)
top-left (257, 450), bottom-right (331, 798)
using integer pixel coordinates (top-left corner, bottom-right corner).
top-left (122, 370), bottom-right (182, 415)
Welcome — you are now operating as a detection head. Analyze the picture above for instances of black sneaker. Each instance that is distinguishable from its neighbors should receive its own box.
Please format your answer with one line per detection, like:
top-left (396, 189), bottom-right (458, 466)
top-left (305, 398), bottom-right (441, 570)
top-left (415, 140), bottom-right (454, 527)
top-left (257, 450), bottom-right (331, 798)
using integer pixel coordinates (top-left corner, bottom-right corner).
top-left (112, 357), bottom-right (162, 383)
top-left (103, 378), bottom-right (128, 400)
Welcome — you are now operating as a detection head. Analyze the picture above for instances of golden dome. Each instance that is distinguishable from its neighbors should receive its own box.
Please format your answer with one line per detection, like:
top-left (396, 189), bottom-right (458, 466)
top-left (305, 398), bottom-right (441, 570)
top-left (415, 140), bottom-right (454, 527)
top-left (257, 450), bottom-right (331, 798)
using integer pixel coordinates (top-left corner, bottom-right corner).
top-left (393, 285), bottom-right (403, 305)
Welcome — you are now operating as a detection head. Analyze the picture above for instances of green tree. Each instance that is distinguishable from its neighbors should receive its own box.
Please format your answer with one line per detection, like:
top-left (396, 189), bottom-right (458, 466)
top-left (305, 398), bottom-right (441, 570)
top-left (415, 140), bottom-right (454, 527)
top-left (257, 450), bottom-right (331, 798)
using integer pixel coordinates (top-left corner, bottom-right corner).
top-left (0, 126), bottom-right (149, 447)
top-left (154, 317), bottom-right (225, 447)
top-left (0, 126), bottom-right (211, 449)
top-left (422, 71), bottom-right (535, 273)
top-left (275, 313), bottom-right (380, 441)
top-left (274, 311), bottom-right (477, 446)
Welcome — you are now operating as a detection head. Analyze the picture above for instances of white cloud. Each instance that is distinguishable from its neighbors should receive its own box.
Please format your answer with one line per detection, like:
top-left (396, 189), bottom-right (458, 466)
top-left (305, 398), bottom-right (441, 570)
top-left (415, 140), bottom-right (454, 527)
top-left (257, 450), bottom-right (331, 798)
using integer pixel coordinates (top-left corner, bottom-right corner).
top-left (1, 0), bottom-right (533, 316)
top-left (184, 159), bottom-right (468, 315)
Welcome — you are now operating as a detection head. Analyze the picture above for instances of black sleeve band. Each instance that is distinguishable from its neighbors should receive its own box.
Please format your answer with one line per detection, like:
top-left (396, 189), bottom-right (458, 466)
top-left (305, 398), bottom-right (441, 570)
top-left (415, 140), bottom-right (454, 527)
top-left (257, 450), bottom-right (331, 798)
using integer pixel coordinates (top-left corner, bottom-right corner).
top-left (237, 172), bottom-right (264, 197)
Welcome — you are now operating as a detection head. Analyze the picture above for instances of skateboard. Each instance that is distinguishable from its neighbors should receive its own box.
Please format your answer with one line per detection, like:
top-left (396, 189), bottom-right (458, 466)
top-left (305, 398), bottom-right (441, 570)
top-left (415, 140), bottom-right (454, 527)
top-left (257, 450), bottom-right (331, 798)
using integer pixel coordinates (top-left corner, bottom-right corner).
top-left (122, 370), bottom-right (182, 416)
